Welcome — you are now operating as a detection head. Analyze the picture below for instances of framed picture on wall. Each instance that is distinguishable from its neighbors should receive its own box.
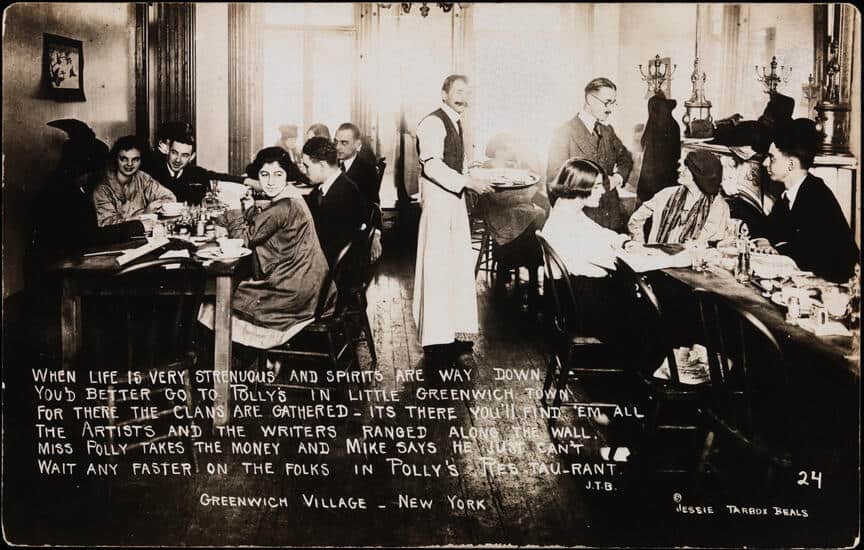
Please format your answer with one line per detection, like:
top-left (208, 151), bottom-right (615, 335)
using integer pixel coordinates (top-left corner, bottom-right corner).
top-left (43, 33), bottom-right (85, 101)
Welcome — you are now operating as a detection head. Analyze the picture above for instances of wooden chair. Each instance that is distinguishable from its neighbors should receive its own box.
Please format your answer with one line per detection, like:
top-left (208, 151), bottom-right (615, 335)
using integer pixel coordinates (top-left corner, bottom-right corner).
top-left (376, 157), bottom-right (387, 189)
top-left (694, 288), bottom-right (794, 491)
top-left (260, 238), bottom-right (357, 381)
top-left (613, 258), bottom-right (709, 476)
top-left (106, 257), bottom-right (204, 473)
top-left (345, 204), bottom-right (381, 367)
top-left (534, 232), bottom-right (609, 410)
top-left (465, 190), bottom-right (496, 278)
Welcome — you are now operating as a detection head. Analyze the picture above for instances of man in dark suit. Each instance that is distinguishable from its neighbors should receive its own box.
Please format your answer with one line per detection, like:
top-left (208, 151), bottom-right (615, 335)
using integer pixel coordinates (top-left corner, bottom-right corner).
top-left (547, 77), bottom-right (633, 232)
top-left (145, 131), bottom-right (254, 205)
top-left (335, 123), bottom-right (383, 261)
top-left (334, 122), bottom-right (381, 207)
top-left (301, 137), bottom-right (371, 267)
top-left (752, 119), bottom-right (859, 283)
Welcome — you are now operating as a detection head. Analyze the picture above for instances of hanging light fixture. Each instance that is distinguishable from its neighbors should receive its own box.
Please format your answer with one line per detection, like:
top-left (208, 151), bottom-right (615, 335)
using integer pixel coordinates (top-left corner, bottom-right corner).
top-left (377, 3), bottom-right (457, 18)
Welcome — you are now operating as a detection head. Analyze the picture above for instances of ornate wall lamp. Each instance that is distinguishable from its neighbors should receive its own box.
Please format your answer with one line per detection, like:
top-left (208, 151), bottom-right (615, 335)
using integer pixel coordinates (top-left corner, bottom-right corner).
top-left (682, 4), bottom-right (714, 138)
top-left (755, 56), bottom-right (792, 95)
top-left (639, 54), bottom-right (676, 96)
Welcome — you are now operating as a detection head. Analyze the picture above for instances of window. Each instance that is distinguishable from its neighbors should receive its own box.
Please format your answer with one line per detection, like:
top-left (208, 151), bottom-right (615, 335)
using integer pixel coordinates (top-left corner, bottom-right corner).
top-left (261, 3), bottom-right (356, 147)
top-left (469, 4), bottom-right (579, 173)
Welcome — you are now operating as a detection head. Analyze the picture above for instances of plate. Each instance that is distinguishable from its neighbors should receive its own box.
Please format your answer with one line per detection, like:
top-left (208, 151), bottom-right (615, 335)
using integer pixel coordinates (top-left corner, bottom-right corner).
top-left (491, 180), bottom-right (537, 191)
top-left (195, 247), bottom-right (252, 261)
top-left (770, 291), bottom-right (817, 312)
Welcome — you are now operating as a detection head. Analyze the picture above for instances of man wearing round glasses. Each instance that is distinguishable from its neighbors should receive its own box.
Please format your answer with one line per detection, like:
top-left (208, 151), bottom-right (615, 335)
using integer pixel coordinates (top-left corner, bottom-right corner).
top-left (547, 77), bottom-right (633, 232)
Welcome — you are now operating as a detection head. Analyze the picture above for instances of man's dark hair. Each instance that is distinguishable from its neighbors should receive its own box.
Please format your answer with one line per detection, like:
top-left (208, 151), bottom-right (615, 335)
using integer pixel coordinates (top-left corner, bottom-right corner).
top-left (302, 136), bottom-right (338, 166)
top-left (336, 122), bottom-right (361, 141)
top-left (442, 74), bottom-right (468, 93)
top-left (773, 118), bottom-right (819, 170)
top-left (584, 77), bottom-right (617, 95)
top-left (110, 135), bottom-right (149, 162)
top-left (170, 132), bottom-right (196, 151)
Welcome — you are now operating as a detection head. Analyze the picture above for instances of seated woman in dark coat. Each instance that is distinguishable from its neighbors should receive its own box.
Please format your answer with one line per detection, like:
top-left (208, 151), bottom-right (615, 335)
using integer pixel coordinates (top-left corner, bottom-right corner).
top-left (198, 147), bottom-right (334, 349)
top-left (718, 149), bottom-right (769, 238)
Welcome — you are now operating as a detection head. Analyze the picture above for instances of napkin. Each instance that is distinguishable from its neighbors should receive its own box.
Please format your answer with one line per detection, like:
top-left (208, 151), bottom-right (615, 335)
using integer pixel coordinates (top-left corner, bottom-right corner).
top-left (652, 345), bottom-right (712, 385)
top-left (618, 250), bottom-right (692, 272)
top-left (215, 181), bottom-right (248, 210)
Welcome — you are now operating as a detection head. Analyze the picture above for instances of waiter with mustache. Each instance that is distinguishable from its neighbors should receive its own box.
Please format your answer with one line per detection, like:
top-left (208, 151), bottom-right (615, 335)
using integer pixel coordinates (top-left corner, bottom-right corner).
top-left (413, 74), bottom-right (493, 360)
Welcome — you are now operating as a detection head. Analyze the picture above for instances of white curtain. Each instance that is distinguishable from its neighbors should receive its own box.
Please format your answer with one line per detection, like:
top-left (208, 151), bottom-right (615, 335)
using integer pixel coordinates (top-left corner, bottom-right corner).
top-left (356, 3), bottom-right (463, 204)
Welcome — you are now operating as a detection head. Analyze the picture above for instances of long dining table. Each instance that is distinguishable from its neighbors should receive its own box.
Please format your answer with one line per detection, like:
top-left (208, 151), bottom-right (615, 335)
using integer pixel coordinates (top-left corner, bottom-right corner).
top-left (50, 242), bottom-right (248, 427)
top-left (659, 264), bottom-right (860, 381)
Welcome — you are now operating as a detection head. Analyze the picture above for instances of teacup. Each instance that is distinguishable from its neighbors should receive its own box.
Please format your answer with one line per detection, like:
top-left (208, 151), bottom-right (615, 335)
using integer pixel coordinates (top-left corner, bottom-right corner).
top-left (217, 238), bottom-right (244, 256)
top-left (780, 285), bottom-right (811, 305)
top-left (822, 286), bottom-right (851, 318)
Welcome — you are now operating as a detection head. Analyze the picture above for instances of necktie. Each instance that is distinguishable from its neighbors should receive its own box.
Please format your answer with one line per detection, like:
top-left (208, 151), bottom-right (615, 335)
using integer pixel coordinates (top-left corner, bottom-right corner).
top-left (778, 193), bottom-right (790, 213)
top-left (457, 119), bottom-right (463, 137)
top-left (339, 161), bottom-right (345, 173)
top-left (592, 122), bottom-right (601, 143)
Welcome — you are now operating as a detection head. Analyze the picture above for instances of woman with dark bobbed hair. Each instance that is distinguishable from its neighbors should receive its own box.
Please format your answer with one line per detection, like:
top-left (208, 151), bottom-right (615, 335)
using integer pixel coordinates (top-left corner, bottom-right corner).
top-left (538, 158), bottom-right (636, 338)
top-left (199, 146), bottom-right (334, 349)
top-left (542, 158), bottom-right (631, 278)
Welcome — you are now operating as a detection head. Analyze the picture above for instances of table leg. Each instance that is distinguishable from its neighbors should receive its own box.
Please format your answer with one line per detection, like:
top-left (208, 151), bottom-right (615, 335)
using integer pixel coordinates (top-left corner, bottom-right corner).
top-left (61, 277), bottom-right (81, 371)
top-left (213, 274), bottom-right (233, 428)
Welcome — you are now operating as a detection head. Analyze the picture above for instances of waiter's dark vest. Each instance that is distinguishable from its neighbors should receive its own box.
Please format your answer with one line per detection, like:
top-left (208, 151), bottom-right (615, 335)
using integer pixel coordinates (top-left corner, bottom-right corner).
top-left (417, 108), bottom-right (464, 174)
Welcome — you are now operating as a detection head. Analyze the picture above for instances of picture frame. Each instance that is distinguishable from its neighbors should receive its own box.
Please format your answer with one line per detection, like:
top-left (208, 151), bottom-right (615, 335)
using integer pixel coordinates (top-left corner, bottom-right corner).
top-left (43, 33), bottom-right (85, 101)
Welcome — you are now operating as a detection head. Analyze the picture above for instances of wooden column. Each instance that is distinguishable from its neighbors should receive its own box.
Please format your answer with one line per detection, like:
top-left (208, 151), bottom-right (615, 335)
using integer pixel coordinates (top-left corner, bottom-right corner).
top-left (228, 3), bottom-right (263, 175)
top-left (135, 3), bottom-right (149, 141)
top-left (153, 3), bottom-right (196, 141)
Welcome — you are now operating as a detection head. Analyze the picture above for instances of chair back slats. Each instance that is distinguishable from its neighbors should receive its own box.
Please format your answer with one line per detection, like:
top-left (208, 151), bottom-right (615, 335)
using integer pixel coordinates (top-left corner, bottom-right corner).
top-left (535, 231), bottom-right (579, 338)
top-left (613, 257), bottom-right (679, 382)
top-left (315, 241), bottom-right (355, 321)
top-left (695, 288), bottom-right (787, 446)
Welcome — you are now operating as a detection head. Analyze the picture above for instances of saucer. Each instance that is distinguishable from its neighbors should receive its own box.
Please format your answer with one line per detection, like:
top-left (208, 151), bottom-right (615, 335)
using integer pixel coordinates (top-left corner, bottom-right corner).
top-left (195, 247), bottom-right (252, 261)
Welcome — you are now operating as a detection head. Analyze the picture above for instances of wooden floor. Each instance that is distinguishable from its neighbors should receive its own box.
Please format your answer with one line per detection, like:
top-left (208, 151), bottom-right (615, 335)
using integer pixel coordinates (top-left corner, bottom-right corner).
top-left (2, 215), bottom-right (858, 547)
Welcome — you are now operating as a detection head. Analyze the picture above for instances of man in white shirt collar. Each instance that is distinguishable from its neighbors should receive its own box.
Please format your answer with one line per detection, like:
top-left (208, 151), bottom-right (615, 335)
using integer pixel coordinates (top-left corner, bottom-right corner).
top-left (751, 119), bottom-right (858, 282)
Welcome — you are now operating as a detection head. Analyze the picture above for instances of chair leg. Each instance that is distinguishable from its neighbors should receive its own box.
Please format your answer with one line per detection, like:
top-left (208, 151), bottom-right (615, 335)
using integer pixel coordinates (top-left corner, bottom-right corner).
top-left (363, 309), bottom-right (377, 367)
top-left (553, 346), bottom-right (574, 408)
top-left (474, 232), bottom-right (488, 276)
top-left (541, 354), bottom-right (559, 407)
top-left (182, 366), bottom-right (199, 473)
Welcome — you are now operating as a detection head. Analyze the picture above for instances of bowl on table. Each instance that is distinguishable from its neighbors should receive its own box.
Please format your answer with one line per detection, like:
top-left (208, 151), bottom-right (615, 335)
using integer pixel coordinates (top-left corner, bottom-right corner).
top-left (160, 202), bottom-right (186, 217)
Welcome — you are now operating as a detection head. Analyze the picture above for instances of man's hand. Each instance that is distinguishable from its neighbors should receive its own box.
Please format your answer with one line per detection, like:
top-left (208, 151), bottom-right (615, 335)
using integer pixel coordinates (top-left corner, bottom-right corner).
top-left (609, 173), bottom-right (625, 189)
top-left (466, 176), bottom-right (493, 194)
top-left (370, 230), bottom-right (383, 263)
top-left (751, 237), bottom-right (777, 255)
top-left (244, 177), bottom-right (262, 191)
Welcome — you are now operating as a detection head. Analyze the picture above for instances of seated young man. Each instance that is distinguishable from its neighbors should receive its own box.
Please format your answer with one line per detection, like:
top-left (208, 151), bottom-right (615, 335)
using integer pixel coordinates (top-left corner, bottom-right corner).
top-left (145, 130), bottom-right (255, 205)
top-left (301, 137), bottom-right (371, 268)
top-left (751, 118), bottom-right (859, 283)
top-left (92, 135), bottom-right (176, 230)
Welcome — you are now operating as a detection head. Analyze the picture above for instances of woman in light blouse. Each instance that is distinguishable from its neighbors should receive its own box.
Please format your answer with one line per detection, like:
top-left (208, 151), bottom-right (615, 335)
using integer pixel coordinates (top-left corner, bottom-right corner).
top-left (540, 158), bottom-right (631, 338)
